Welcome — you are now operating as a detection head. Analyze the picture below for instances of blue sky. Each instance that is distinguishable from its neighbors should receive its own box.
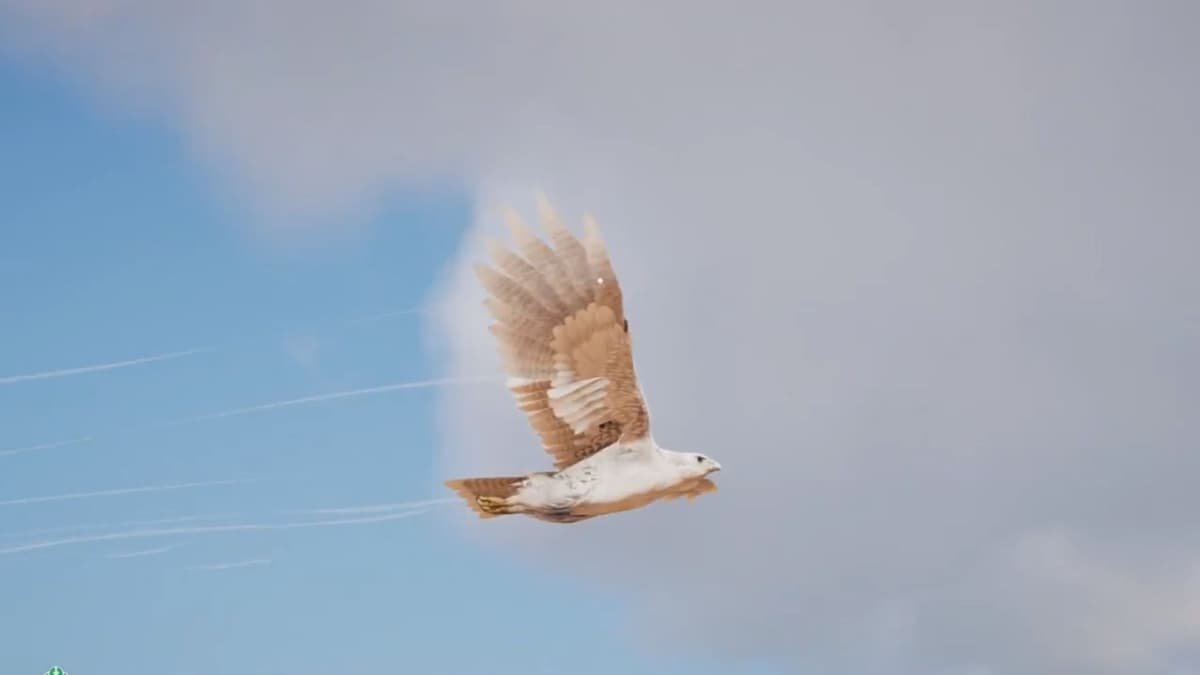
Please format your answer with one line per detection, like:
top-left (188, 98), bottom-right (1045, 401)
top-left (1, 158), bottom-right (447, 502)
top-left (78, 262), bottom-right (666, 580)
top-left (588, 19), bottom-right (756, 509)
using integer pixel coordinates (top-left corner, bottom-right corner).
top-left (2, 4), bottom-right (1198, 673)
top-left (0, 56), bottom-right (766, 675)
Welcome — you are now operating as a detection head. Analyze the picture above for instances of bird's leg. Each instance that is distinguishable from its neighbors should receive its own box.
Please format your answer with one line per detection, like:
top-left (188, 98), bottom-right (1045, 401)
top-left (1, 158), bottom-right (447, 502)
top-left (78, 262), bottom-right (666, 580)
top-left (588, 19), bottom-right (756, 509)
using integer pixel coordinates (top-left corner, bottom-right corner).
top-left (476, 495), bottom-right (509, 514)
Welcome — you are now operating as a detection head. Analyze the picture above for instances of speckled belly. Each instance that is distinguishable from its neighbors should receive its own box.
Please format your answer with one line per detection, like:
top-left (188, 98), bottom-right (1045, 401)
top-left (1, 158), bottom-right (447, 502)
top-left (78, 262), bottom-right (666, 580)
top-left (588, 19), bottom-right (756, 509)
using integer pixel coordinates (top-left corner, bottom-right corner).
top-left (561, 477), bottom-right (718, 521)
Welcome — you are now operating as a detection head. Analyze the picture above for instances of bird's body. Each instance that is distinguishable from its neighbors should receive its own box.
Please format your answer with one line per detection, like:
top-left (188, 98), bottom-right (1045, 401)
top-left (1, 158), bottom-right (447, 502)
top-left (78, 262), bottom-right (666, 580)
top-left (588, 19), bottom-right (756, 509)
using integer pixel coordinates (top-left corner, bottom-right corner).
top-left (445, 197), bottom-right (721, 523)
top-left (453, 439), bottom-right (719, 523)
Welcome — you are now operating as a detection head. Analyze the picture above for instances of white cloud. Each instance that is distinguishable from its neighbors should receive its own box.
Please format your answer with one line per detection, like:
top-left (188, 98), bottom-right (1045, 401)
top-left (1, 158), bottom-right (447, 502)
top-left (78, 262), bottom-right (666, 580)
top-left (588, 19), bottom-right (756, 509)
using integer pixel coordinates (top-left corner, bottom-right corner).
top-left (102, 545), bottom-right (174, 559)
top-left (0, 478), bottom-right (254, 508)
top-left (286, 498), bottom-right (457, 516)
top-left (185, 558), bottom-right (271, 572)
top-left (0, 348), bottom-right (208, 385)
top-left (162, 375), bottom-right (496, 424)
top-left (2, 1), bottom-right (1198, 673)
top-left (0, 505), bottom-right (438, 555)
top-left (0, 436), bottom-right (93, 458)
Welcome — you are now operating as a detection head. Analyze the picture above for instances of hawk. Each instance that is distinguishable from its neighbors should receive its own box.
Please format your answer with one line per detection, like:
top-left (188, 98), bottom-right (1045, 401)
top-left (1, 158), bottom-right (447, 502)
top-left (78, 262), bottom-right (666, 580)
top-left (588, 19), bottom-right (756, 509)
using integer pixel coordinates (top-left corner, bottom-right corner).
top-left (445, 197), bottom-right (722, 523)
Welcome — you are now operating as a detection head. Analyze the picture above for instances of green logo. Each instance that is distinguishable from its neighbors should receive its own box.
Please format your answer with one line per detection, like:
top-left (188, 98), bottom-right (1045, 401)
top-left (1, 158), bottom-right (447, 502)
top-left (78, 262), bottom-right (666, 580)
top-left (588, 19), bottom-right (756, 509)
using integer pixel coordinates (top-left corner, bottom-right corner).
top-left (45, 668), bottom-right (68, 675)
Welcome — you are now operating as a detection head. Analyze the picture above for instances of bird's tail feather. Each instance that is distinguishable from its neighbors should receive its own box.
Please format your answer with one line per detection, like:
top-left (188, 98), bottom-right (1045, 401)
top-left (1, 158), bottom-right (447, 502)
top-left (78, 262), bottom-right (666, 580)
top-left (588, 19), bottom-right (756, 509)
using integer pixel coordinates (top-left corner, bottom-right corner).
top-left (444, 476), bottom-right (526, 518)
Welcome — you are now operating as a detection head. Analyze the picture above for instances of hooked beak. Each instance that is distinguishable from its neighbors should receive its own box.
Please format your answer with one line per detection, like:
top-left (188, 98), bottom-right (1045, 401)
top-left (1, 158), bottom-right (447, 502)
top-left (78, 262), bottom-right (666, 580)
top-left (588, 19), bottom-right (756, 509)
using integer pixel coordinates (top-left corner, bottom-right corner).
top-left (707, 460), bottom-right (722, 475)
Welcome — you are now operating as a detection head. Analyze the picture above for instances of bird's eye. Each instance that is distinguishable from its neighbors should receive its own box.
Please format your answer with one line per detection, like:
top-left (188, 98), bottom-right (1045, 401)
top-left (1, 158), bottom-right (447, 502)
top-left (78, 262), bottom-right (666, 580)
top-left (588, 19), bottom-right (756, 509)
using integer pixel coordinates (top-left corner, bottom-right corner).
top-left (695, 456), bottom-right (704, 463)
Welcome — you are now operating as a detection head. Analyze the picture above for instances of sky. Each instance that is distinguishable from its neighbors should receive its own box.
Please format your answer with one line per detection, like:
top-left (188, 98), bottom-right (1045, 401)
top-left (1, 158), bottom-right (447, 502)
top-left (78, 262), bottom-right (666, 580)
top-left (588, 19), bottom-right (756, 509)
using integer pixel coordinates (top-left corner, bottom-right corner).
top-left (0, 52), bottom-right (760, 675)
top-left (1, 2), bottom-right (1199, 675)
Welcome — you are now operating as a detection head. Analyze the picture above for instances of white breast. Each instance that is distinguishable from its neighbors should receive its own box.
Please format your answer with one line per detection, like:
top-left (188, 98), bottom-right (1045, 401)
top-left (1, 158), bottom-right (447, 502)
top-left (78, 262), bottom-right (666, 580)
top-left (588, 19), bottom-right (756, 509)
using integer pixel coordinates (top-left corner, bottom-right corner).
top-left (570, 444), bottom-right (678, 505)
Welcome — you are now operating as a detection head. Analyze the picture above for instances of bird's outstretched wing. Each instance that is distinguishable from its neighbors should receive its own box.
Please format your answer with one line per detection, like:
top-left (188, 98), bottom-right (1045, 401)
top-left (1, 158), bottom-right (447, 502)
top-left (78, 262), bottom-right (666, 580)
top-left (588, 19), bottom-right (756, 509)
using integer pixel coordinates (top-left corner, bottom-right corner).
top-left (475, 197), bottom-right (651, 471)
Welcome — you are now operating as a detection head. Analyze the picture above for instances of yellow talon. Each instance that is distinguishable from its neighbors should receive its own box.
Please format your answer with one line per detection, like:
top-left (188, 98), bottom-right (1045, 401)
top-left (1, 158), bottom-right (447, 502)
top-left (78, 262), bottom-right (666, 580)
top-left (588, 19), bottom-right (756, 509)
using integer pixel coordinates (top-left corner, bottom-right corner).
top-left (477, 495), bottom-right (505, 513)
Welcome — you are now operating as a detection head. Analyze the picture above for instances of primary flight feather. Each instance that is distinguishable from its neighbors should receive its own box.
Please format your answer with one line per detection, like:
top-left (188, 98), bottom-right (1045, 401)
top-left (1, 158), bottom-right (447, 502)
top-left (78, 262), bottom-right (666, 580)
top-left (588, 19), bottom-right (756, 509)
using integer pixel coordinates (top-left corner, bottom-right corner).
top-left (445, 196), bottom-right (722, 523)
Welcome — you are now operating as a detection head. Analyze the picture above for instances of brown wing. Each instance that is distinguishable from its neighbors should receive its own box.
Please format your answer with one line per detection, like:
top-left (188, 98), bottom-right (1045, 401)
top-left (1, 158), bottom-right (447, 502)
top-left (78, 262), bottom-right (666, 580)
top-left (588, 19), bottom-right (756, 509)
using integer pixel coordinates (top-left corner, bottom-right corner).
top-left (664, 478), bottom-right (720, 502)
top-left (475, 196), bottom-right (651, 471)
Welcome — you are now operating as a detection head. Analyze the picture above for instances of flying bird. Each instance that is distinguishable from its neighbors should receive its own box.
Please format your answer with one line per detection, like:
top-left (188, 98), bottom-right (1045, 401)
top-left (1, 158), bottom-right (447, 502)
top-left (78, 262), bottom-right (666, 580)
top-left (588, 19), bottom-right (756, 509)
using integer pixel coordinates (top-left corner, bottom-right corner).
top-left (445, 197), bottom-right (722, 523)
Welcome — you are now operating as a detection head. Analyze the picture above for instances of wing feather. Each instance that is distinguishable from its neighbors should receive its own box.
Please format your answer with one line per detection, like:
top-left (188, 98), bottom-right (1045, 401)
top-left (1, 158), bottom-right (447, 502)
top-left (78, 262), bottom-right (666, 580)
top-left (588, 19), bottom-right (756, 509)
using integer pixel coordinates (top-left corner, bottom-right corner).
top-left (482, 298), bottom-right (554, 343)
top-left (503, 208), bottom-right (589, 310)
top-left (485, 239), bottom-right (568, 317)
top-left (583, 215), bottom-right (625, 323)
top-left (473, 264), bottom-right (558, 327)
top-left (537, 196), bottom-right (594, 302)
top-left (481, 200), bottom-right (651, 470)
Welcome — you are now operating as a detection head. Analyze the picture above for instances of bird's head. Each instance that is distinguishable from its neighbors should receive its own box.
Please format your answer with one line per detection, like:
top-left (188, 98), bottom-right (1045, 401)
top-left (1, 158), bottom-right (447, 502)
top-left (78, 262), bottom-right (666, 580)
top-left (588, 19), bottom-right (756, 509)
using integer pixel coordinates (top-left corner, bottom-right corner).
top-left (668, 451), bottom-right (722, 479)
